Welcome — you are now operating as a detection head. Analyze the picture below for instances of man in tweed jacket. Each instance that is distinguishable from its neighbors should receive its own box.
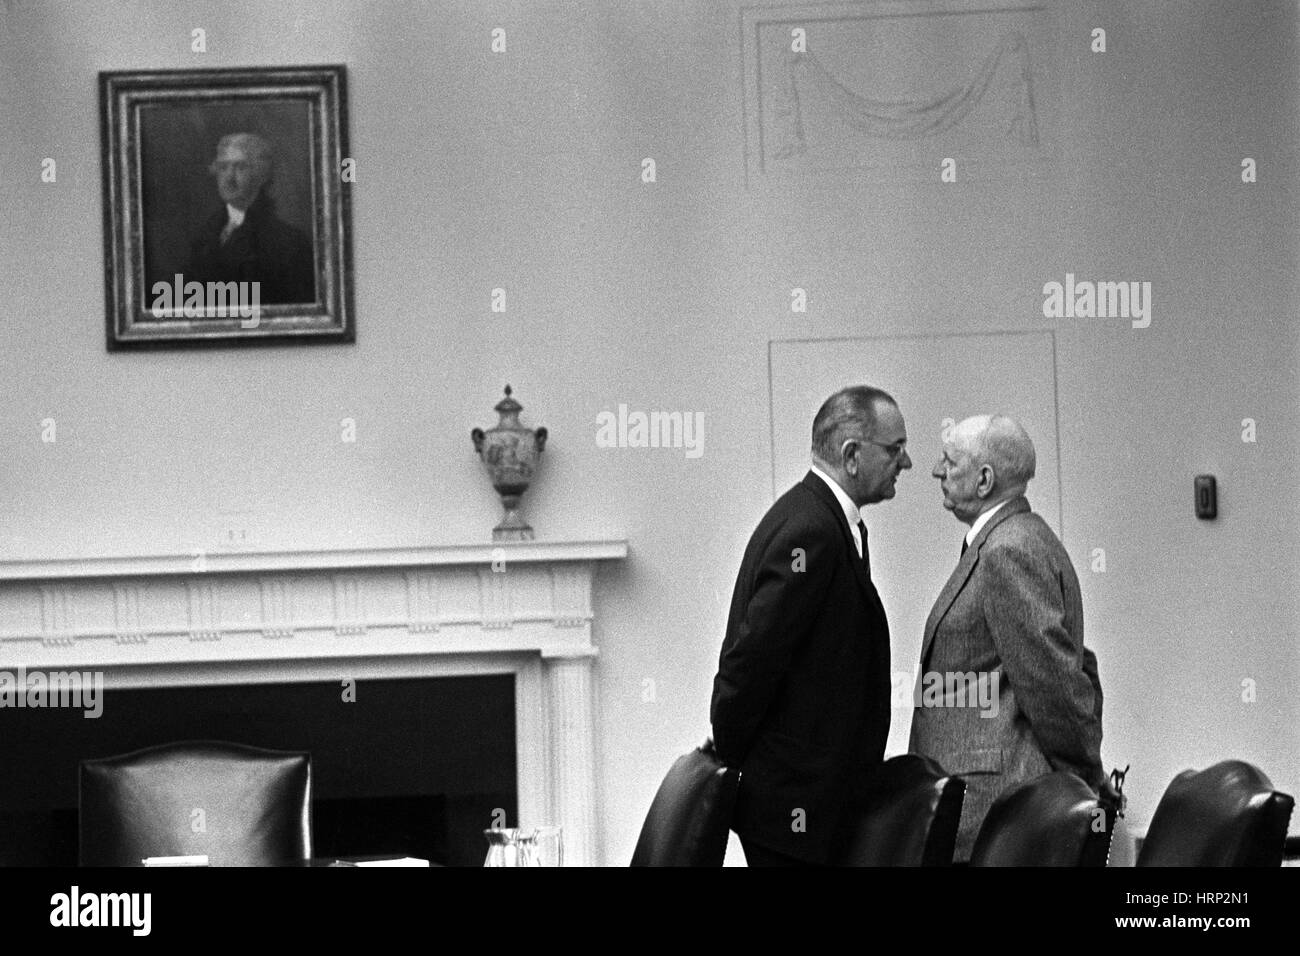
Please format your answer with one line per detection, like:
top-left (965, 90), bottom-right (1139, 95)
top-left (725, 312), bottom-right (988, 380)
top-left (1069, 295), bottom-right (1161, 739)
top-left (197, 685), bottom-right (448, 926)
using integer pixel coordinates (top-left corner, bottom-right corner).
top-left (909, 414), bottom-right (1104, 861)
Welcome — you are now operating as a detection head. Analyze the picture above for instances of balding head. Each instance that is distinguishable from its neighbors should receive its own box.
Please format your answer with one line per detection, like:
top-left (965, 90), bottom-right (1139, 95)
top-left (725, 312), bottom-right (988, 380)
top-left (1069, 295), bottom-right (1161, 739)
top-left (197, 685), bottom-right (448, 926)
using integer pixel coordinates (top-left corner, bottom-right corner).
top-left (810, 385), bottom-right (912, 507)
top-left (934, 414), bottom-right (1036, 524)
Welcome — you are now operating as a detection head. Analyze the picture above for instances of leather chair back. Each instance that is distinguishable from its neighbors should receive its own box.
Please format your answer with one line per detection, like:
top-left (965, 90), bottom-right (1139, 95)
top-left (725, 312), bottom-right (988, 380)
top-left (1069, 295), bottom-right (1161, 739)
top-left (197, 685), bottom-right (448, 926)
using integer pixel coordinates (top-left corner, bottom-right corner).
top-left (631, 744), bottom-right (739, 866)
top-left (1137, 760), bottom-right (1294, 867)
top-left (80, 740), bottom-right (312, 866)
top-left (970, 771), bottom-right (1113, 867)
top-left (840, 755), bottom-right (966, 866)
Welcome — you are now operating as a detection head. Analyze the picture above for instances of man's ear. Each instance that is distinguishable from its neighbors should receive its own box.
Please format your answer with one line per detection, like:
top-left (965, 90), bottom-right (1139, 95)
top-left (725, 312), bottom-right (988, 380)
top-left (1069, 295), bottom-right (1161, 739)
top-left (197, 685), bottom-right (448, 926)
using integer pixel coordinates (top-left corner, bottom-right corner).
top-left (976, 464), bottom-right (996, 498)
top-left (840, 440), bottom-right (859, 475)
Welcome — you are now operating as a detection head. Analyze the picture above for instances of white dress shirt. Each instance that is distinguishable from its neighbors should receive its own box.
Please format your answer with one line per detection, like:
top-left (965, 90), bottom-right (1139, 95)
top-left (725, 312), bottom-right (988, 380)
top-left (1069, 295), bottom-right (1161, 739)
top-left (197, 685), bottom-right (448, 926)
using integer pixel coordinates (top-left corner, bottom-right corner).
top-left (810, 464), bottom-right (864, 559)
top-left (220, 204), bottom-right (247, 244)
top-left (965, 498), bottom-right (1010, 548)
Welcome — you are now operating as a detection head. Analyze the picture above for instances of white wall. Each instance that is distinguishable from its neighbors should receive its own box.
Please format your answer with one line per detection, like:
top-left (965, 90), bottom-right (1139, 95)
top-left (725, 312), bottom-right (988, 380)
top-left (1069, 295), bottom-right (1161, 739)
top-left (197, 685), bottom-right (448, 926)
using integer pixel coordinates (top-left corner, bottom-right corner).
top-left (1, 0), bottom-right (1295, 863)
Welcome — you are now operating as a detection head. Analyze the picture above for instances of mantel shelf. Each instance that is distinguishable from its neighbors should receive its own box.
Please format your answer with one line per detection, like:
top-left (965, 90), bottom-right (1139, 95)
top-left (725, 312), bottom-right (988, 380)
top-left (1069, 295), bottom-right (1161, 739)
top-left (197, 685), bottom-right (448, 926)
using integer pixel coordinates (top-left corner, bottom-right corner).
top-left (0, 538), bottom-right (629, 582)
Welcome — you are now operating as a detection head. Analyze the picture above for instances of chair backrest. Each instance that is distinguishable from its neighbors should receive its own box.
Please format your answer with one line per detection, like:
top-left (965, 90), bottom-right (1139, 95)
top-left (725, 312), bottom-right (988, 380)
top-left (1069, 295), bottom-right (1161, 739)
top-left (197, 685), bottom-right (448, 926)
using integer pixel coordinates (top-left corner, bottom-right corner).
top-left (839, 755), bottom-right (966, 866)
top-left (79, 740), bottom-right (312, 866)
top-left (630, 744), bottom-right (739, 866)
top-left (970, 771), bottom-right (1113, 867)
top-left (1137, 760), bottom-right (1294, 867)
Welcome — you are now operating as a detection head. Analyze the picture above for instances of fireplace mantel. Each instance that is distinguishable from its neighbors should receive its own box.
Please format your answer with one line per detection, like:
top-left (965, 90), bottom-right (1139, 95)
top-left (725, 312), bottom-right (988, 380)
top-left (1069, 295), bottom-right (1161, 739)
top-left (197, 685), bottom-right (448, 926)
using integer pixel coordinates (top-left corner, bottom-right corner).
top-left (0, 539), bottom-right (628, 582)
top-left (0, 538), bottom-right (628, 866)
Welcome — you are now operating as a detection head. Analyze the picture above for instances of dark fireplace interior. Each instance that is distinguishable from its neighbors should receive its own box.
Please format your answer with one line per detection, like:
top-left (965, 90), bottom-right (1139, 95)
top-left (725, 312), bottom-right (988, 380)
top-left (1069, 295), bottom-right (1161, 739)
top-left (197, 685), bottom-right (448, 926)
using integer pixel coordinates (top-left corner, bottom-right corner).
top-left (0, 673), bottom-right (517, 866)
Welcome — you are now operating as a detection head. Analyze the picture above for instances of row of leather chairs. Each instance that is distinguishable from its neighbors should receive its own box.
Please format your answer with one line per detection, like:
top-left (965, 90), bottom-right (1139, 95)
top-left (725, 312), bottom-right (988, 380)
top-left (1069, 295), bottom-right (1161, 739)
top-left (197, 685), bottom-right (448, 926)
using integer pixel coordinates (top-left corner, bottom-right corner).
top-left (630, 746), bottom-right (1296, 867)
top-left (70, 737), bottom-right (1300, 866)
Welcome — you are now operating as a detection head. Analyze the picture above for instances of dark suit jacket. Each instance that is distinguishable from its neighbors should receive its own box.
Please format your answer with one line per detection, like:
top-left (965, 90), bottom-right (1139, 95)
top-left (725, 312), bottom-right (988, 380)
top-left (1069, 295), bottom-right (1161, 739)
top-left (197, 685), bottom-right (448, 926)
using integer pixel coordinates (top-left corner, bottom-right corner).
top-left (711, 472), bottom-right (892, 863)
top-left (908, 496), bottom-right (1103, 860)
top-left (188, 192), bottom-right (315, 305)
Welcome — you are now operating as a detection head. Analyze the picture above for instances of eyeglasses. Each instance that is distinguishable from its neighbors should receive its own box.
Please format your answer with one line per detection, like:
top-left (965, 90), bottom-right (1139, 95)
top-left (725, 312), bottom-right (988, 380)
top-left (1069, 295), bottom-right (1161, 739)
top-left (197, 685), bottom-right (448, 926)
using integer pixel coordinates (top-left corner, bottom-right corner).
top-left (842, 436), bottom-right (908, 460)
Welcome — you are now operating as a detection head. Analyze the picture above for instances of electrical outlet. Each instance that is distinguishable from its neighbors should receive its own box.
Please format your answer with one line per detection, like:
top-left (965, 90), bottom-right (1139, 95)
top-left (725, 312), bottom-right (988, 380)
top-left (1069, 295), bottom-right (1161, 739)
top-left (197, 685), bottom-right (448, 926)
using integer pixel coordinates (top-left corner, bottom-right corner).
top-left (218, 526), bottom-right (253, 548)
top-left (1194, 475), bottom-right (1217, 520)
top-left (211, 511), bottom-right (259, 551)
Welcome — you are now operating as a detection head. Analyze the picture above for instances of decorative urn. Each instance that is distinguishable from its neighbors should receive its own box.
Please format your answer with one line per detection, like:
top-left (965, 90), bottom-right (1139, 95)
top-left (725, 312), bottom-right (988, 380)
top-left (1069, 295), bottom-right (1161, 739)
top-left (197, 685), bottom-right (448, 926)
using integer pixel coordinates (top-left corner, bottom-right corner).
top-left (471, 385), bottom-right (548, 541)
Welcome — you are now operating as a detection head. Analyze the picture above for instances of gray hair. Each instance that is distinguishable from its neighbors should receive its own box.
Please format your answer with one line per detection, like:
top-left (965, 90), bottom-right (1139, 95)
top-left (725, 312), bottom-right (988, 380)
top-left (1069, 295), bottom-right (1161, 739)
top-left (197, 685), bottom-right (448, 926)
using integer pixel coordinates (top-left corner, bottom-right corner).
top-left (970, 414), bottom-right (1036, 493)
top-left (811, 385), bottom-right (897, 462)
top-left (210, 132), bottom-right (275, 182)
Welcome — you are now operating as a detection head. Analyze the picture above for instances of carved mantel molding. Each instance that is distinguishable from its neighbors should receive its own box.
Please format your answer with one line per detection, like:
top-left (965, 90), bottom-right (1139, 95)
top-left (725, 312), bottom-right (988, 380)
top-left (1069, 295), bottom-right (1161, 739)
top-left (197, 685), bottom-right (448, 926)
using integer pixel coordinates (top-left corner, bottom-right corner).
top-left (0, 538), bottom-right (628, 866)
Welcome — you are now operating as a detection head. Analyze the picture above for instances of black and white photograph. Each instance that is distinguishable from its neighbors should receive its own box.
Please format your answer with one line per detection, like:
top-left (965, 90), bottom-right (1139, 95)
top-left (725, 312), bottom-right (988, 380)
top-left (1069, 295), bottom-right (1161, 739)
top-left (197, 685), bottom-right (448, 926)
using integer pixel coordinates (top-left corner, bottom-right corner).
top-left (0, 0), bottom-right (1295, 938)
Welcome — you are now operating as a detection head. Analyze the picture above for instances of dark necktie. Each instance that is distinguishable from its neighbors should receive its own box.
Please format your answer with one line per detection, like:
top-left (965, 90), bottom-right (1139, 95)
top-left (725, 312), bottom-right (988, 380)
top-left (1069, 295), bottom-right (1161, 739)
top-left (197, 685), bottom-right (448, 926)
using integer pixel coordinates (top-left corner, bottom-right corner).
top-left (961, 538), bottom-right (969, 559)
top-left (857, 520), bottom-right (871, 579)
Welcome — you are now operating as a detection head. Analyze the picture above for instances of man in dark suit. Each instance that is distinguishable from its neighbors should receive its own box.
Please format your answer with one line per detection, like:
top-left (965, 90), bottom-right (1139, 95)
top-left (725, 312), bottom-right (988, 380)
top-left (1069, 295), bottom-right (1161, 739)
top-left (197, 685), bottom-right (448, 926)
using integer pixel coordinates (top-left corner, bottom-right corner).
top-left (711, 385), bottom-right (911, 865)
top-left (187, 132), bottom-right (315, 305)
top-left (909, 414), bottom-right (1104, 861)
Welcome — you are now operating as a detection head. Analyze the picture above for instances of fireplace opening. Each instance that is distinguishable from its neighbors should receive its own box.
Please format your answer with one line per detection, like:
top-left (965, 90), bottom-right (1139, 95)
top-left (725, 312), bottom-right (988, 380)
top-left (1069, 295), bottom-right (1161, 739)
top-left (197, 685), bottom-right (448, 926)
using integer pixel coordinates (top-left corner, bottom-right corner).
top-left (0, 673), bottom-right (517, 866)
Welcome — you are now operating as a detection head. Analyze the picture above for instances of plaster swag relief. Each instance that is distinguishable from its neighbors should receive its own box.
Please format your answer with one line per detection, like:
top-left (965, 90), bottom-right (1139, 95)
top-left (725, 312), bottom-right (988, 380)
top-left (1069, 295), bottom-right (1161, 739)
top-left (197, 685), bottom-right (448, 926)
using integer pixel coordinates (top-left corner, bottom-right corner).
top-left (772, 31), bottom-right (1039, 160)
top-left (743, 1), bottom-right (1059, 180)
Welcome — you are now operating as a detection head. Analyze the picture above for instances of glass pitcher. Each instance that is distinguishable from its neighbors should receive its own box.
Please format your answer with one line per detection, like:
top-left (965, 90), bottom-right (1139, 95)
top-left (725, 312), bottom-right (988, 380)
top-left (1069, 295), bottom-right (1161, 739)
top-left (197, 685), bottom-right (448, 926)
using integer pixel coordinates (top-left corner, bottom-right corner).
top-left (483, 828), bottom-right (536, 867)
top-left (482, 826), bottom-right (563, 866)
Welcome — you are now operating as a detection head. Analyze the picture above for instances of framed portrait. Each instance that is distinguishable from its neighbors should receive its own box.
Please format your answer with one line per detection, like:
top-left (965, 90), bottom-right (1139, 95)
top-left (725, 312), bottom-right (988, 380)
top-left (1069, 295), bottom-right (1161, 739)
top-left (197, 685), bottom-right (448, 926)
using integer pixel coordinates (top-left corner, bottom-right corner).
top-left (100, 65), bottom-right (353, 349)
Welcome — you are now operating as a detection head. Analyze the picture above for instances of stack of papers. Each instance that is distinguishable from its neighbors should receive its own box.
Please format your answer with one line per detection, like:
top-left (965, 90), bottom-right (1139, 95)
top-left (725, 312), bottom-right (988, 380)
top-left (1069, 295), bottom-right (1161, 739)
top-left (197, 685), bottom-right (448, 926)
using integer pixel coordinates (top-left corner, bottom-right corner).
top-left (353, 857), bottom-right (429, 867)
top-left (142, 855), bottom-right (209, 866)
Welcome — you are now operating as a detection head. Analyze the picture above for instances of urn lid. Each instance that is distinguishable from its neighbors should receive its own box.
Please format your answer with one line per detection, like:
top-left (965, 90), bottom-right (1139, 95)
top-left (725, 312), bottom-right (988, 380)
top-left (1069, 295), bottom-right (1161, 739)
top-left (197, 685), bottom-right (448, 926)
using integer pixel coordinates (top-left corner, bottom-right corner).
top-left (494, 384), bottom-right (523, 416)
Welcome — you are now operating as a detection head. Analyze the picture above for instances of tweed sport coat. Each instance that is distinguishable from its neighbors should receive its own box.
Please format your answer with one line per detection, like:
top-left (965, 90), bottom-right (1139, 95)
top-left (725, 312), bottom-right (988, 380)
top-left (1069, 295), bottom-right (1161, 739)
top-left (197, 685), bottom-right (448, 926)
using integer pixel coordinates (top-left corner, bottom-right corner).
top-left (908, 496), bottom-right (1104, 861)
